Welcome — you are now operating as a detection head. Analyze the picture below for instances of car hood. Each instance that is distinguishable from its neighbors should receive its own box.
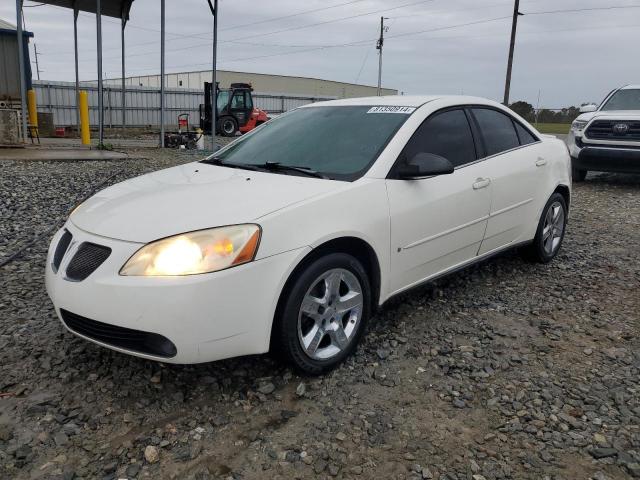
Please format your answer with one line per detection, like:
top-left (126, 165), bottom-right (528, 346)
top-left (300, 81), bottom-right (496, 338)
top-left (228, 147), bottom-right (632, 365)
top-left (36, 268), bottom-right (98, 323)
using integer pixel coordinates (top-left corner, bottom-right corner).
top-left (577, 110), bottom-right (640, 122)
top-left (70, 162), bottom-right (344, 243)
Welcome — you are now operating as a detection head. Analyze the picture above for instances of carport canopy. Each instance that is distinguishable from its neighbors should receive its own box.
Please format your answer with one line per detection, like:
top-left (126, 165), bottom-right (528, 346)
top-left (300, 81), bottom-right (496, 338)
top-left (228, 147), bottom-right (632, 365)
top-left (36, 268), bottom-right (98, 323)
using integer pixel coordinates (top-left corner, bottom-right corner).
top-left (17, 0), bottom-right (217, 147)
top-left (36, 0), bottom-right (133, 20)
top-left (22, 0), bottom-right (135, 146)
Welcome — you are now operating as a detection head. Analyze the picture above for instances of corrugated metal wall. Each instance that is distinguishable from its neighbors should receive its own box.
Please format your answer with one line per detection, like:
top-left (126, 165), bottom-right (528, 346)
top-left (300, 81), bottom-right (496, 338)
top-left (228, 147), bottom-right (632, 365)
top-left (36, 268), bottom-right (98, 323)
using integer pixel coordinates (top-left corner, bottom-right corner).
top-left (104, 70), bottom-right (397, 98)
top-left (33, 80), bottom-right (331, 127)
top-left (0, 30), bottom-right (33, 101)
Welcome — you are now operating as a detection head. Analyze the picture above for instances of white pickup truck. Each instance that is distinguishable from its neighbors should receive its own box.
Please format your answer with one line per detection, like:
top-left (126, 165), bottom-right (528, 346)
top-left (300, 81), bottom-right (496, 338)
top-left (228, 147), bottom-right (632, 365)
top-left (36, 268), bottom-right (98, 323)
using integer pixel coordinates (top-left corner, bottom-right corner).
top-left (567, 85), bottom-right (640, 181)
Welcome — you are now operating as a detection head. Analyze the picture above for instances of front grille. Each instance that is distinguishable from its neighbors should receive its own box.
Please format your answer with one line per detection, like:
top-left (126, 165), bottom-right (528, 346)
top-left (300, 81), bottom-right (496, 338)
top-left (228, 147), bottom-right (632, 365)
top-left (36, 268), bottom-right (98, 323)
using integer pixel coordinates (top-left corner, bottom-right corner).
top-left (52, 230), bottom-right (72, 271)
top-left (60, 309), bottom-right (177, 358)
top-left (66, 243), bottom-right (111, 281)
top-left (585, 120), bottom-right (640, 141)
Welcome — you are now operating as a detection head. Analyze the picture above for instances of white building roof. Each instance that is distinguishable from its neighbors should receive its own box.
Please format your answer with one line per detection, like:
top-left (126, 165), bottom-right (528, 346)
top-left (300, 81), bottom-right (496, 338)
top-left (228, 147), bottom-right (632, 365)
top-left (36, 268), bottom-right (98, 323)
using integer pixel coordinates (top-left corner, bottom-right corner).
top-left (0, 18), bottom-right (17, 30)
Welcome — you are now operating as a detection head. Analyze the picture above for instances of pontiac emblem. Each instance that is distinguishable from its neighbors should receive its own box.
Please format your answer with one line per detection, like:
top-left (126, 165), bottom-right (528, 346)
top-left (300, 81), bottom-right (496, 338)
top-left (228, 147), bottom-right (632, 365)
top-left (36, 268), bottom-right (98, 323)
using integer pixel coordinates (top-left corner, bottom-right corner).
top-left (613, 123), bottom-right (629, 134)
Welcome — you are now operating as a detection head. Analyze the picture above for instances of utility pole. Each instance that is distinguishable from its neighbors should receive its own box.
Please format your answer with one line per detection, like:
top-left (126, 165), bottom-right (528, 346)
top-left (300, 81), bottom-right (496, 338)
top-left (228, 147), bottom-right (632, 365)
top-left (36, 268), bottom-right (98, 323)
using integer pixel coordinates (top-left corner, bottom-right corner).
top-left (503, 0), bottom-right (522, 105)
top-left (376, 16), bottom-right (389, 97)
top-left (207, 0), bottom-right (219, 149)
top-left (33, 43), bottom-right (41, 80)
top-left (160, 0), bottom-right (165, 147)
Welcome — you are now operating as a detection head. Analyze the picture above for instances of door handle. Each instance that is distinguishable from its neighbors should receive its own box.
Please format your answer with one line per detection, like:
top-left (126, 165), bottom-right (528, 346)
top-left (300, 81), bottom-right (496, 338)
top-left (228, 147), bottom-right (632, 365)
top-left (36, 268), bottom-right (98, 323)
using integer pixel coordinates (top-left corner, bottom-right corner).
top-left (472, 178), bottom-right (491, 190)
top-left (536, 157), bottom-right (547, 167)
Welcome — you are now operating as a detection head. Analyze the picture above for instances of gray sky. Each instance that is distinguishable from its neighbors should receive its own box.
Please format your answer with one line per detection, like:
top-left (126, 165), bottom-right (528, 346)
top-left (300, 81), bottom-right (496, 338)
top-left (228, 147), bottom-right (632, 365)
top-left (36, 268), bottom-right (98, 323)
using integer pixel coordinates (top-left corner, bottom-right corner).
top-left (3, 0), bottom-right (639, 107)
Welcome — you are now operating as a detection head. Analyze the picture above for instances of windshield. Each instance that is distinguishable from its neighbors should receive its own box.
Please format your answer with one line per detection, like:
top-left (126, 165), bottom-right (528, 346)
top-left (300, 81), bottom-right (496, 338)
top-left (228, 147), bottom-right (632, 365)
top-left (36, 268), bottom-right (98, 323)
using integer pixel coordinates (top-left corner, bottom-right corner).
top-left (206, 105), bottom-right (413, 181)
top-left (217, 90), bottom-right (229, 112)
top-left (601, 89), bottom-right (640, 111)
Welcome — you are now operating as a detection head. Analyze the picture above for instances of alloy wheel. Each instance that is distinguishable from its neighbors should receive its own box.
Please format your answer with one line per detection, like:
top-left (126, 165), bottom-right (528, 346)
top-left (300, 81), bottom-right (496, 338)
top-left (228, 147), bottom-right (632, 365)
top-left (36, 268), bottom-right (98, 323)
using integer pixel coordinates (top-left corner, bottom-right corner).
top-left (297, 268), bottom-right (363, 360)
top-left (542, 201), bottom-right (565, 255)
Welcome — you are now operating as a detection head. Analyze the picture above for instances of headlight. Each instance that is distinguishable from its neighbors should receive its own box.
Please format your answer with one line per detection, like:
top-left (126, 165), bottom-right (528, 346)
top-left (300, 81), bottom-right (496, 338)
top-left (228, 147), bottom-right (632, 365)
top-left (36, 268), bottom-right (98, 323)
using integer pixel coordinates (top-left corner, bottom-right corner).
top-left (120, 224), bottom-right (261, 276)
top-left (571, 120), bottom-right (588, 132)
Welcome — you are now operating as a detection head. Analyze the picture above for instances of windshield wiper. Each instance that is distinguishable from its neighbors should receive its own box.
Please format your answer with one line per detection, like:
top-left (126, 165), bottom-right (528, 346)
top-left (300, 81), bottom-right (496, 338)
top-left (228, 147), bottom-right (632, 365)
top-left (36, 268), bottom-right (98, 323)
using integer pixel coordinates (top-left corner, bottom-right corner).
top-left (260, 161), bottom-right (330, 179)
top-left (200, 157), bottom-right (262, 172)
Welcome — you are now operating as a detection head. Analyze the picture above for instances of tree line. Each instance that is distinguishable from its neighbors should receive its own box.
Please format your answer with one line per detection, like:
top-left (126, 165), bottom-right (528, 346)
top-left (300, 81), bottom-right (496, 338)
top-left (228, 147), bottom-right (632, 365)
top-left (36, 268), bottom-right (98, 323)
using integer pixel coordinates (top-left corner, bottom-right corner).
top-left (508, 101), bottom-right (585, 124)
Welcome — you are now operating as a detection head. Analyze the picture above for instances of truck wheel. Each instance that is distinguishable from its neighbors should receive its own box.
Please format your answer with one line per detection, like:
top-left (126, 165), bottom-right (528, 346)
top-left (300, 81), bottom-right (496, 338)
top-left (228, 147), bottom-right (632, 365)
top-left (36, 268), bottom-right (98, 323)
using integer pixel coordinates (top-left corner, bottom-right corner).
top-left (218, 117), bottom-right (238, 137)
top-left (571, 163), bottom-right (587, 182)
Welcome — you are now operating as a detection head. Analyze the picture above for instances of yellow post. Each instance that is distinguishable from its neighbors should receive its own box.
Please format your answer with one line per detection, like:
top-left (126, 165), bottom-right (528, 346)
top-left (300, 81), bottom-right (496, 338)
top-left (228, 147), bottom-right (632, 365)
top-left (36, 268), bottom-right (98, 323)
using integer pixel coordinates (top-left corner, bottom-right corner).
top-left (27, 89), bottom-right (38, 128)
top-left (79, 90), bottom-right (91, 145)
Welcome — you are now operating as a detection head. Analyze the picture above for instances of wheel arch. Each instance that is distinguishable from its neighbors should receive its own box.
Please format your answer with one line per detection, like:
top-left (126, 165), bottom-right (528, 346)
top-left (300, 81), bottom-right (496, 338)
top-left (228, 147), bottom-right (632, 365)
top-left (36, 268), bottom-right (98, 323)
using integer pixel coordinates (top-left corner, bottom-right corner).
top-left (269, 235), bottom-right (382, 351)
top-left (553, 183), bottom-right (571, 211)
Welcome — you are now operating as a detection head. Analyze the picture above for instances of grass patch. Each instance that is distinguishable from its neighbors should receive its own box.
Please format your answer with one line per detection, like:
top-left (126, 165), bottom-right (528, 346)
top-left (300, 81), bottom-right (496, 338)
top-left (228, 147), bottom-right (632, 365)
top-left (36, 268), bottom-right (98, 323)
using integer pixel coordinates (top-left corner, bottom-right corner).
top-left (533, 123), bottom-right (571, 135)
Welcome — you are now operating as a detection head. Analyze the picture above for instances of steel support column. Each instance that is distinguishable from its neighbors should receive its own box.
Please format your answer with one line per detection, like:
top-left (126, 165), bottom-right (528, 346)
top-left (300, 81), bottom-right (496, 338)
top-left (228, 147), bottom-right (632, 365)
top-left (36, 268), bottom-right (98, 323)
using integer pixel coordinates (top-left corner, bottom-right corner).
top-left (73, 3), bottom-right (80, 134)
top-left (207, 0), bottom-right (218, 148)
top-left (96, 0), bottom-right (104, 146)
top-left (121, 15), bottom-right (126, 129)
top-left (159, 0), bottom-right (165, 147)
top-left (16, 0), bottom-right (28, 142)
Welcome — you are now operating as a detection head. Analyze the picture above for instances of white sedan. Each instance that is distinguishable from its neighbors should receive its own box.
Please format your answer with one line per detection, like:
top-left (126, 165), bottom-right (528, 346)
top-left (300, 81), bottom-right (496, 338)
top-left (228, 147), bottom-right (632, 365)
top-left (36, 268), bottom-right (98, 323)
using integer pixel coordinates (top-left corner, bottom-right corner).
top-left (46, 96), bottom-right (571, 374)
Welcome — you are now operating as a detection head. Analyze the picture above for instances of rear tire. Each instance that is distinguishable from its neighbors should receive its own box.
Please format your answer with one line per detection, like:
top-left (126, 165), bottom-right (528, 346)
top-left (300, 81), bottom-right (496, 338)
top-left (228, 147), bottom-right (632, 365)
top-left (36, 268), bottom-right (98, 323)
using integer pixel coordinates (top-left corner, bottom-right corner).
top-left (524, 193), bottom-right (567, 263)
top-left (274, 253), bottom-right (371, 375)
top-left (572, 165), bottom-right (587, 182)
top-left (218, 116), bottom-right (238, 137)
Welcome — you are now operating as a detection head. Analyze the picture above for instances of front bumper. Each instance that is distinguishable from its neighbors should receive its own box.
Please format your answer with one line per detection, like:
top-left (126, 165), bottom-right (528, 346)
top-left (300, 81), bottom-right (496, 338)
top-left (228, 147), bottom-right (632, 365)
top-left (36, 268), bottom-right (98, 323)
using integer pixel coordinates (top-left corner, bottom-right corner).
top-left (46, 222), bottom-right (309, 363)
top-left (573, 145), bottom-right (640, 174)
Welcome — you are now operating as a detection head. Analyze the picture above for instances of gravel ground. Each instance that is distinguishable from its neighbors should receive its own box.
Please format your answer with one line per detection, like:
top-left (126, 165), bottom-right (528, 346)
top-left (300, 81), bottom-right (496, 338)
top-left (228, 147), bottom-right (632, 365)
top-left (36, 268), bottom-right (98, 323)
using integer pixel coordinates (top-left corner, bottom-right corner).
top-left (0, 150), bottom-right (638, 480)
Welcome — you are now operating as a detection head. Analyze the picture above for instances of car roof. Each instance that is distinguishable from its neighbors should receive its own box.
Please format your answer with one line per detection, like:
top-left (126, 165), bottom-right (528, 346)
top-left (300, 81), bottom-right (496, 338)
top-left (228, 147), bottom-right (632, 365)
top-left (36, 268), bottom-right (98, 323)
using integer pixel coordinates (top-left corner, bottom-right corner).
top-left (301, 95), bottom-right (500, 108)
top-left (620, 84), bottom-right (640, 90)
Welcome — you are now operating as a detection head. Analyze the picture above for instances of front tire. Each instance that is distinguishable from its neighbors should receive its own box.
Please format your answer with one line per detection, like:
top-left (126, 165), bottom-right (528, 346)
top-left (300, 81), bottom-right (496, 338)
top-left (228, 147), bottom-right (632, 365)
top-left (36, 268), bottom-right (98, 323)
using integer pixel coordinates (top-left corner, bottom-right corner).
top-left (218, 116), bottom-right (238, 137)
top-left (274, 253), bottom-right (371, 375)
top-left (572, 164), bottom-right (587, 182)
top-left (524, 193), bottom-right (567, 263)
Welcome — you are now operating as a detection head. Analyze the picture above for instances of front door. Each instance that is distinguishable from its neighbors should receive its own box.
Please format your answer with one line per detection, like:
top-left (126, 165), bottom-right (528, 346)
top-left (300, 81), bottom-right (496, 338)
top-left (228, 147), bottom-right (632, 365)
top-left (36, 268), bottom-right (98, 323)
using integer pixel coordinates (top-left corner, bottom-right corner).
top-left (230, 90), bottom-right (252, 128)
top-left (386, 108), bottom-right (492, 295)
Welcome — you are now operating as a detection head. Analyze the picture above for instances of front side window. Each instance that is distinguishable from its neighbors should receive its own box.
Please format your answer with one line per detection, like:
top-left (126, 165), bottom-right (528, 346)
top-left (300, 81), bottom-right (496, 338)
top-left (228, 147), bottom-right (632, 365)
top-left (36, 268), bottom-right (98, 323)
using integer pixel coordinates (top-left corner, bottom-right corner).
top-left (472, 108), bottom-right (520, 156)
top-left (400, 109), bottom-right (476, 168)
top-left (207, 106), bottom-right (412, 181)
top-left (601, 89), bottom-right (640, 111)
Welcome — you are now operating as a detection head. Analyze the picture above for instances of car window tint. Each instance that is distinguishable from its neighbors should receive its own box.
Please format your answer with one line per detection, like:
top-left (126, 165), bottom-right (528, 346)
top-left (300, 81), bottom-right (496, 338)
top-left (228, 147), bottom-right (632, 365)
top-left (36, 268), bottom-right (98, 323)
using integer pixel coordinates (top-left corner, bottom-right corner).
top-left (473, 108), bottom-right (520, 156)
top-left (515, 122), bottom-right (537, 146)
top-left (402, 109), bottom-right (476, 168)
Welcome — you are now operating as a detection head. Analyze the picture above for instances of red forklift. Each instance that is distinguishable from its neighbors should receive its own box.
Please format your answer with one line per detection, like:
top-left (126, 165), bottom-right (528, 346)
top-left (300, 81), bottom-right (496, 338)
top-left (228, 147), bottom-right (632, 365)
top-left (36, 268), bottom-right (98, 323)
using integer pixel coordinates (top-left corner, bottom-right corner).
top-left (200, 82), bottom-right (270, 137)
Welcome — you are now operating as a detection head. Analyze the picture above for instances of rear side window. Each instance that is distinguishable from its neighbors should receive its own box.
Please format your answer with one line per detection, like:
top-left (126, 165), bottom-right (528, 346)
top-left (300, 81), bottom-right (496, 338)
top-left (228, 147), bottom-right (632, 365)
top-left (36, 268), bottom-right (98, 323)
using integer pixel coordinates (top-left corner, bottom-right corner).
top-left (515, 122), bottom-right (537, 145)
top-left (473, 108), bottom-right (520, 156)
top-left (401, 109), bottom-right (476, 168)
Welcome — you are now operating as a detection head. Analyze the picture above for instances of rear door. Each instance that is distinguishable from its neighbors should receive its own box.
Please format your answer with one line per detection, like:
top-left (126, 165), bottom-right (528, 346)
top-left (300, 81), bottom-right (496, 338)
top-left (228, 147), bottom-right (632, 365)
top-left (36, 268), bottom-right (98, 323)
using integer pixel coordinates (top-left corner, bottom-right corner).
top-left (470, 107), bottom-right (545, 254)
top-left (386, 108), bottom-right (492, 294)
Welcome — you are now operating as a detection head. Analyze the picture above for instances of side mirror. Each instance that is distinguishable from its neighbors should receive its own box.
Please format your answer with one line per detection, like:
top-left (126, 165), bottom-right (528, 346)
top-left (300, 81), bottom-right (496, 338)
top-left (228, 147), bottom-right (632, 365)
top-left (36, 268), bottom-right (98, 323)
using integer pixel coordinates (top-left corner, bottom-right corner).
top-left (580, 104), bottom-right (597, 113)
top-left (395, 152), bottom-right (455, 179)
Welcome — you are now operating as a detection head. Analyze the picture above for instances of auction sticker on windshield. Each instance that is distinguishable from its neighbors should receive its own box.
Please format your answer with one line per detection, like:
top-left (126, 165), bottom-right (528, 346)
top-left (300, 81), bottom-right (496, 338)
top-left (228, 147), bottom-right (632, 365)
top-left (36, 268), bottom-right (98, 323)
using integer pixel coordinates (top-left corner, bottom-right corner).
top-left (366, 106), bottom-right (416, 114)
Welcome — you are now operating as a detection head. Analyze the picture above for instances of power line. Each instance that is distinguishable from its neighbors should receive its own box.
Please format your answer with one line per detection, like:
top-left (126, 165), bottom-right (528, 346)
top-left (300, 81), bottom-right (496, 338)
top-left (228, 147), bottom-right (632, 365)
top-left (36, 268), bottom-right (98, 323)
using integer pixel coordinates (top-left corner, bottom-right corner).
top-left (225, 0), bottom-right (437, 42)
top-left (218, 0), bottom-right (370, 31)
top-left (37, 0), bottom-right (434, 57)
top-left (120, 15), bottom-right (513, 74)
top-left (523, 4), bottom-right (640, 15)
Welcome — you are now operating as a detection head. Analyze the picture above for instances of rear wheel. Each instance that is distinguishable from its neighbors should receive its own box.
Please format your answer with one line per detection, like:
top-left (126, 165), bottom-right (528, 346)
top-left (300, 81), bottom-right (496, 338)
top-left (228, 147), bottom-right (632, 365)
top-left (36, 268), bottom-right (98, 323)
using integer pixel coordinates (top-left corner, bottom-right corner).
top-left (218, 116), bottom-right (238, 137)
top-left (524, 193), bottom-right (567, 263)
top-left (274, 253), bottom-right (371, 375)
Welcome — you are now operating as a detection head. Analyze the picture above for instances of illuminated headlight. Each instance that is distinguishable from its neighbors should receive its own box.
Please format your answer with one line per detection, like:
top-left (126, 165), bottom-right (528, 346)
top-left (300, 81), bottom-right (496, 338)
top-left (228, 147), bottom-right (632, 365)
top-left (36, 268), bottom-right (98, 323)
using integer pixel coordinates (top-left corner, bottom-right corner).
top-left (120, 224), bottom-right (261, 276)
top-left (571, 120), bottom-right (588, 132)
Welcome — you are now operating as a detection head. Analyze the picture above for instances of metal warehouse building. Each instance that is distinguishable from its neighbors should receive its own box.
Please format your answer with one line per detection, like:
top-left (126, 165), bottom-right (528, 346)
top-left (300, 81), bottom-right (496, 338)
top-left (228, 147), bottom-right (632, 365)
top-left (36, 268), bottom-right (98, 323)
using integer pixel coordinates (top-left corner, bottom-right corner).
top-left (105, 69), bottom-right (397, 99)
